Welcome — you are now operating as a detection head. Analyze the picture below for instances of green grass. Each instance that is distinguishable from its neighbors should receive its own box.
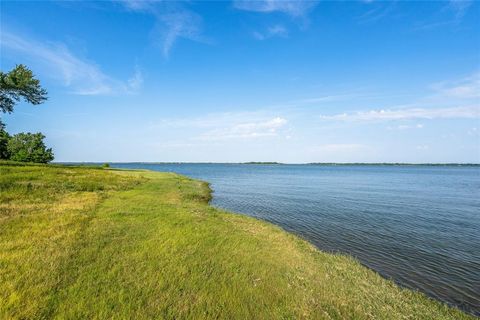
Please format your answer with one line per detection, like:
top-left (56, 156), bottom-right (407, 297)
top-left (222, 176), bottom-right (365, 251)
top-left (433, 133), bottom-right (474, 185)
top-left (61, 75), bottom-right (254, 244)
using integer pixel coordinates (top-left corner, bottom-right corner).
top-left (0, 163), bottom-right (474, 319)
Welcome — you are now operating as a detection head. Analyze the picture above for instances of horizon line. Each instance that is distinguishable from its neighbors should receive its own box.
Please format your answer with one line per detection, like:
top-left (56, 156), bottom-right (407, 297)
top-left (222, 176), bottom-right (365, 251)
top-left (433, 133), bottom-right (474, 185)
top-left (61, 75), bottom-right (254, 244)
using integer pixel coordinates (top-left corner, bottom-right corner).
top-left (54, 162), bottom-right (480, 166)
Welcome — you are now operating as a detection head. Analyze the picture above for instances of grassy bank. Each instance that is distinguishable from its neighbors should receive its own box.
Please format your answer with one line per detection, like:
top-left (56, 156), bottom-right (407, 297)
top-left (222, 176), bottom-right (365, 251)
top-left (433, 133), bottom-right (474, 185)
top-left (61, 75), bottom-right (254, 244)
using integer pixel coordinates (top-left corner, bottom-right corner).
top-left (0, 163), bottom-right (473, 319)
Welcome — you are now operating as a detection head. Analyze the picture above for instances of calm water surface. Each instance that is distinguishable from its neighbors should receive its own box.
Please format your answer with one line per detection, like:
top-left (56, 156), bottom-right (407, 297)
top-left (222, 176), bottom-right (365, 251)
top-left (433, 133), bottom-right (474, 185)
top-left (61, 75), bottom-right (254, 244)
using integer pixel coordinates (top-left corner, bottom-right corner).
top-left (111, 163), bottom-right (480, 315)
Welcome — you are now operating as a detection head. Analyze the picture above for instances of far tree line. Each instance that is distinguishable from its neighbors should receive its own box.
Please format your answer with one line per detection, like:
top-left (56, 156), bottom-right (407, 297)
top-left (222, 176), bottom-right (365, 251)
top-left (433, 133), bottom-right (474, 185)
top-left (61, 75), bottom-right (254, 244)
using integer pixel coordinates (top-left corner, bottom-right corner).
top-left (0, 64), bottom-right (54, 163)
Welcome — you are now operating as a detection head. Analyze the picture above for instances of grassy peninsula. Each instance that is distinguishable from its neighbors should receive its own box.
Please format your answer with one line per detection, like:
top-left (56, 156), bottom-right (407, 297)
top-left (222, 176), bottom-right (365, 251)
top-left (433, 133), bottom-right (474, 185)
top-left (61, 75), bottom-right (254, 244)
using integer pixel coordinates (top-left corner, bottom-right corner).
top-left (0, 163), bottom-right (473, 319)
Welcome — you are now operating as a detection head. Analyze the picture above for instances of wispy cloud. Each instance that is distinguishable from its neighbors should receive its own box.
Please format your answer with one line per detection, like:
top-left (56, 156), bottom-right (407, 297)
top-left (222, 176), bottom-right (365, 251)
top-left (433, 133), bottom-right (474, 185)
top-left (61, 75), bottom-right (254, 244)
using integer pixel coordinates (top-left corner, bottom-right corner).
top-left (387, 124), bottom-right (424, 130)
top-left (320, 105), bottom-right (479, 122)
top-left (235, 1), bottom-right (317, 40)
top-left (120, 1), bottom-right (206, 57)
top-left (290, 92), bottom-right (385, 105)
top-left (412, 0), bottom-right (473, 30)
top-left (154, 10), bottom-right (205, 58)
top-left (197, 117), bottom-right (288, 141)
top-left (468, 127), bottom-right (478, 136)
top-left (149, 112), bottom-right (289, 141)
top-left (416, 145), bottom-right (430, 150)
top-left (357, 2), bottom-right (397, 24)
top-left (431, 72), bottom-right (480, 99)
top-left (120, 0), bottom-right (153, 11)
top-left (318, 71), bottom-right (480, 123)
top-left (253, 24), bottom-right (288, 40)
top-left (127, 65), bottom-right (144, 92)
top-left (0, 30), bottom-right (141, 95)
top-left (448, 0), bottom-right (473, 19)
top-left (233, 0), bottom-right (317, 17)
top-left (284, 91), bottom-right (416, 109)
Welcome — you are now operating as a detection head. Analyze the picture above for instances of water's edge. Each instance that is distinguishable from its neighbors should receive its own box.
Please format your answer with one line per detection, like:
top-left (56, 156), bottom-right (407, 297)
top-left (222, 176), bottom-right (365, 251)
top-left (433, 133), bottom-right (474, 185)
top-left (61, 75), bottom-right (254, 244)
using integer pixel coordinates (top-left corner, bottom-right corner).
top-left (98, 163), bottom-right (479, 316)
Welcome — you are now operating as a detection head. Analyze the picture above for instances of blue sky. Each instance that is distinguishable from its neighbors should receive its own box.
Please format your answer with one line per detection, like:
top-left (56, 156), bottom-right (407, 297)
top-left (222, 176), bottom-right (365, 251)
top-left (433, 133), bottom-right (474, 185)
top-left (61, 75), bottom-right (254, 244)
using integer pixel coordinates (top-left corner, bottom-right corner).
top-left (1, 0), bottom-right (479, 163)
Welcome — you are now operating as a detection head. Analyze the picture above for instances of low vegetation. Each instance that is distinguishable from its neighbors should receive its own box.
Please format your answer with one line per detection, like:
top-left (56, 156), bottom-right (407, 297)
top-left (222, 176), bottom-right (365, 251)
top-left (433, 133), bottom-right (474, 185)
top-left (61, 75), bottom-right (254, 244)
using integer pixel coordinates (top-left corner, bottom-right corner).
top-left (0, 162), bottom-right (473, 319)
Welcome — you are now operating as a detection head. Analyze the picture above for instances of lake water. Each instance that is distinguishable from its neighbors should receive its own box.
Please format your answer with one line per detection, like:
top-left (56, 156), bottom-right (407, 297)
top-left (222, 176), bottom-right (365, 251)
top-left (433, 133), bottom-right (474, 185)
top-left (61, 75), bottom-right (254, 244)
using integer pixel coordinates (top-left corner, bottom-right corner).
top-left (111, 163), bottom-right (480, 315)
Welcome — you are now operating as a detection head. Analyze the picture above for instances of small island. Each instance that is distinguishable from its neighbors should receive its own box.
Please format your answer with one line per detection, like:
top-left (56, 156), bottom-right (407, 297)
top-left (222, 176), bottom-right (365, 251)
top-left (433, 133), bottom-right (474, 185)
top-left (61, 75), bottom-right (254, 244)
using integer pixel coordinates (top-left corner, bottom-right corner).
top-left (242, 161), bottom-right (283, 165)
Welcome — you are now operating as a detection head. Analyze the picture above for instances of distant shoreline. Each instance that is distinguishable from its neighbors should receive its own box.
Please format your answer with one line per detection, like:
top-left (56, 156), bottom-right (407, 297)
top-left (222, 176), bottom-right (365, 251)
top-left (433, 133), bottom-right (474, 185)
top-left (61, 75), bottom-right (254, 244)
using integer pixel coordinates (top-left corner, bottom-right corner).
top-left (55, 162), bottom-right (480, 167)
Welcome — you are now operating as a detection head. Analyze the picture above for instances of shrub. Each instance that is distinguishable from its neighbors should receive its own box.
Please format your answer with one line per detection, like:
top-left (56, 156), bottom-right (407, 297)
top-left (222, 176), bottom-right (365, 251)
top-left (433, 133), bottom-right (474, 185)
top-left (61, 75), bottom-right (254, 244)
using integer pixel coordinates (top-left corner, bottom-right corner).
top-left (7, 132), bottom-right (54, 163)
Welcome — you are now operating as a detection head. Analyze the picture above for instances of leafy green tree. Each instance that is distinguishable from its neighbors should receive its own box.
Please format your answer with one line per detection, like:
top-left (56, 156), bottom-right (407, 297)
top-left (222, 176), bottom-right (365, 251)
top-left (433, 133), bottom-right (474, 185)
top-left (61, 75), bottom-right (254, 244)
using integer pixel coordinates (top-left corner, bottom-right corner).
top-left (0, 64), bottom-right (51, 162)
top-left (0, 120), bottom-right (10, 159)
top-left (7, 132), bottom-right (54, 163)
top-left (0, 64), bottom-right (48, 114)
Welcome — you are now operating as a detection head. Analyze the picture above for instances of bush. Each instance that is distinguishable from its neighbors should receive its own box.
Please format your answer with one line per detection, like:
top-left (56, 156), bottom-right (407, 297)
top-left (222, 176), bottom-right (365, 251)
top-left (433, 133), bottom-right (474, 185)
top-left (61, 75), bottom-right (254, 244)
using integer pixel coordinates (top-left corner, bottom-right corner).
top-left (7, 132), bottom-right (54, 163)
top-left (102, 163), bottom-right (110, 168)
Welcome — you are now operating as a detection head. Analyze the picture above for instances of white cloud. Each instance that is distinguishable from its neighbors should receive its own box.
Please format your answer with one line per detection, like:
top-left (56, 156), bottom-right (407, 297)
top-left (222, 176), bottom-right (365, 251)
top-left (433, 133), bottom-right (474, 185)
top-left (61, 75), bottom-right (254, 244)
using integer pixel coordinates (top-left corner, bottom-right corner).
top-left (449, 0), bottom-right (473, 18)
top-left (291, 93), bottom-right (366, 104)
top-left (0, 31), bottom-right (141, 95)
top-left (121, 0), bottom-right (154, 11)
top-left (120, 1), bottom-right (205, 57)
top-left (127, 65), bottom-right (144, 91)
top-left (233, 0), bottom-right (317, 17)
top-left (197, 117), bottom-right (288, 141)
top-left (287, 92), bottom-right (412, 106)
top-left (388, 123), bottom-right (424, 130)
top-left (467, 127), bottom-right (478, 136)
top-left (148, 111), bottom-right (289, 141)
top-left (156, 11), bottom-right (205, 57)
top-left (416, 145), bottom-right (430, 151)
top-left (320, 105), bottom-right (479, 122)
top-left (357, 2), bottom-right (396, 24)
top-left (413, 0), bottom-right (473, 30)
top-left (432, 72), bottom-right (480, 99)
top-left (253, 24), bottom-right (288, 40)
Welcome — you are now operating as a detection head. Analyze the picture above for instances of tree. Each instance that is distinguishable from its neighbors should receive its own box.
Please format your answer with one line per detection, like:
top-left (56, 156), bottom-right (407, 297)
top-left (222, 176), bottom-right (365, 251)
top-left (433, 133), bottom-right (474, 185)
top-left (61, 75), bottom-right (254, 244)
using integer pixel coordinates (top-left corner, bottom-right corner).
top-left (0, 64), bottom-right (52, 163)
top-left (7, 132), bottom-right (54, 163)
top-left (0, 120), bottom-right (10, 159)
top-left (0, 64), bottom-right (48, 114)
